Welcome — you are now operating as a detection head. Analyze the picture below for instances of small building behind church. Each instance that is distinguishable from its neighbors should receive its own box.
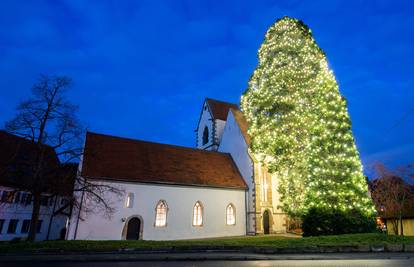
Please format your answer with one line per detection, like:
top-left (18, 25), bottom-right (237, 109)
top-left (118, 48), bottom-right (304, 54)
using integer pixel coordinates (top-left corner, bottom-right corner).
top-left (0, 131), bottom-right (73, 241)
top-left (67, 98), bottom-right (288, 240)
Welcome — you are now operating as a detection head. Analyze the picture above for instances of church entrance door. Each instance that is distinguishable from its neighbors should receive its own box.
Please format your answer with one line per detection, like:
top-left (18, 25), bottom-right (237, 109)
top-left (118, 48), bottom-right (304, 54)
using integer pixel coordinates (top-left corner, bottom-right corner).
top-left (263, 210), bottom-right (270, 234)
top-left (126, 217), bottom-right (141, 240)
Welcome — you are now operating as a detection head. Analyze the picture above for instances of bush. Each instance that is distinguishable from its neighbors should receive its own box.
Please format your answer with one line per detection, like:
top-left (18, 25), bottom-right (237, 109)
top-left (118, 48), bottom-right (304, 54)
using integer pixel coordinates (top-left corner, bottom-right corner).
top-left (10, 237), bottom-right (22, 243)
top-left (302, 207), bottom-right (377, 237)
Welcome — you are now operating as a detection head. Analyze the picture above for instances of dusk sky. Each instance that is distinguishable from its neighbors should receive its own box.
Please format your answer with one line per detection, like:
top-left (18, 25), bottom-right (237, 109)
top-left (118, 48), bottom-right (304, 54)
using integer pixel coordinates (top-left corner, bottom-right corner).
top-left (1, 1), bottom-right (413, 175)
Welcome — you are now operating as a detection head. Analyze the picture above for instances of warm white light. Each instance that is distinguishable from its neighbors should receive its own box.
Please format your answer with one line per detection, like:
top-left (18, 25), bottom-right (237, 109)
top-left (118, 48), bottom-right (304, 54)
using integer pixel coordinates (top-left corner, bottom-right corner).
top-left (226, 204), bottom-right (236, 225)
top-left (125, 193), bottom-right (134, 208)
top-left (193, 201), bottom-right (203, 226)
top-left (155, 200), bottom-right (167, 227)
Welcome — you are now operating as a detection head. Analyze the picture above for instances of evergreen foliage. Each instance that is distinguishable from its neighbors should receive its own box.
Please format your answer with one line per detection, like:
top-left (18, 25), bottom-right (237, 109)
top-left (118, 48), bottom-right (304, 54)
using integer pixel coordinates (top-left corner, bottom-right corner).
top-left (241, 17), bottom-right (374, 216)
top-left (302, 208), bottom-right (377, 237)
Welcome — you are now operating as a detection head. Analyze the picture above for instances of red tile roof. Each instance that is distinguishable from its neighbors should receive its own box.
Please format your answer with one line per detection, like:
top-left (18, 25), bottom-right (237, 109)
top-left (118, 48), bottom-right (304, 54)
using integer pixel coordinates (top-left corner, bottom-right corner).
top-left (82, 132), bottom-right (248, 190)
top-left (206, 98), bottom-right (239, 121)
top-left (0, 131), bottom-right (65, 192)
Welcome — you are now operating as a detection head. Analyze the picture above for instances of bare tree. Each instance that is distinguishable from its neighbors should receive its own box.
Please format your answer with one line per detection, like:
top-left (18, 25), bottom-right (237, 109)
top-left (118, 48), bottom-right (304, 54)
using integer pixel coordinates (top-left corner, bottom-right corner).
top-left (370, 163), bottom-right (414, 236)
top-left (3, 75), bottom-right (121, 241)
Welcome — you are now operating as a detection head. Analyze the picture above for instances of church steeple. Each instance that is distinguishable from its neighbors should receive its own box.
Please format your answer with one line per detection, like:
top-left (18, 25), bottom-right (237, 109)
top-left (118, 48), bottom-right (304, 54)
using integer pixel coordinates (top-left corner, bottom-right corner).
top-left (195, 98), bottom-right (238, 151)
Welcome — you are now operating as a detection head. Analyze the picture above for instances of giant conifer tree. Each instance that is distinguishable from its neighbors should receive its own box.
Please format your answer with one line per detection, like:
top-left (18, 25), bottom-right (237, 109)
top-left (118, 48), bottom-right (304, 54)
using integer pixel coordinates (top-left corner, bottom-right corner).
top-left (241, 17), bottom-right (374, 216)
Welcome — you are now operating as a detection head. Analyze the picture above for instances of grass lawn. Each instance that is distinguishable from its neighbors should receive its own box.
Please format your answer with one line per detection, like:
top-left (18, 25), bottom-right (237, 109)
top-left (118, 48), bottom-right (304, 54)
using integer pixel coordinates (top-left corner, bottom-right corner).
top-left (0, 233), bottom-right (413, 253)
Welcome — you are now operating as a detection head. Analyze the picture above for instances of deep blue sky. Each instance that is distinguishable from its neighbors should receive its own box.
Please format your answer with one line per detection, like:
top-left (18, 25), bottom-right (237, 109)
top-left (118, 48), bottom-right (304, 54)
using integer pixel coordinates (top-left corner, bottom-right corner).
top-left (1, 1), bottom-right (413, 175)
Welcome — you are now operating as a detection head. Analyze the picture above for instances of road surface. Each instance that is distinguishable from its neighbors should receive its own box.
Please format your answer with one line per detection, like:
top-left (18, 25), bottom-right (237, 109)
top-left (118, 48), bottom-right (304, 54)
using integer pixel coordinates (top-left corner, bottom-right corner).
top-left (4, 259), bottom-right (414, 267)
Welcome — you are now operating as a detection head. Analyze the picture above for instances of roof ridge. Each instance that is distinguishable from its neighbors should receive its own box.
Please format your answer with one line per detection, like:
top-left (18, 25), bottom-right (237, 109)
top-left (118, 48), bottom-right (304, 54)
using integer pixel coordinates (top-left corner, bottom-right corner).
top-left (83, 131), bottom-right (247, 190)
top-left (87, 131), bottom-right (232, 156)
top-left (205, 97), bottom-right (239, 107)
top-left (0, 130), bottom-right (56, 150)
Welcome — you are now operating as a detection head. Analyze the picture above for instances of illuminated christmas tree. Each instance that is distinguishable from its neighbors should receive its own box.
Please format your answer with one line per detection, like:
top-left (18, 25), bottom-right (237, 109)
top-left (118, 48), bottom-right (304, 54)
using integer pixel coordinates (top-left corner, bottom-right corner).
top-left (241, 17), bottom-right (374, 216)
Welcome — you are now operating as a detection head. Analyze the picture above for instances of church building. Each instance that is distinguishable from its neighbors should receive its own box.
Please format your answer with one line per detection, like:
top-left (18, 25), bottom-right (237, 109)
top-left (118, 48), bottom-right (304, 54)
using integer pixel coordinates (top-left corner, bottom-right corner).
top-left (66, 98), bottom-right (287, 240)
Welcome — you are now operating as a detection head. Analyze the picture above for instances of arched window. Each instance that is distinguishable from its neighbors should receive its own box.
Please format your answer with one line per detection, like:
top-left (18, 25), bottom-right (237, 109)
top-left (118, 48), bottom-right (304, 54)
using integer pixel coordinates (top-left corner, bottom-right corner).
top-left (125, 192), bottom-right (134, 208)
top-left (226, 204), bottom-right (236, 225)
top-left (202, 126), bottom-right (209, 145)
top-left (192, 201), bottom-right (203, 226)
top-left (155, 200), bottom-right (168, 227)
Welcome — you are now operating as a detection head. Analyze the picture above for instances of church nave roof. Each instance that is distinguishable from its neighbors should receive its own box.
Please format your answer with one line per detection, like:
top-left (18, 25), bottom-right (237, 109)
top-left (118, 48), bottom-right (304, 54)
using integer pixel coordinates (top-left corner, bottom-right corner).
top-left (81, 132), bottom-right (247, 190)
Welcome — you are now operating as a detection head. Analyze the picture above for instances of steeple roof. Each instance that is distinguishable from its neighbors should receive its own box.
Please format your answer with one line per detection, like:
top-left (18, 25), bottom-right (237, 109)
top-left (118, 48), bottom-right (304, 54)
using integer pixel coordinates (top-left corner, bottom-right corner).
top-left (205, 98), bottom-right (239, 121)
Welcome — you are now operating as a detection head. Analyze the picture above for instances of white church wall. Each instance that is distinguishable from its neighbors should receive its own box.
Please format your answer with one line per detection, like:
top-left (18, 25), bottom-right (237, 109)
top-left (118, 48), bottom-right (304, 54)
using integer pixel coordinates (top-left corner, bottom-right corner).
top-left (215, 119), bottom-right (226, 145)
top-left (67, 180), bottom-right (246, 241)
top-left (218, 110), bottom-right (255, 234)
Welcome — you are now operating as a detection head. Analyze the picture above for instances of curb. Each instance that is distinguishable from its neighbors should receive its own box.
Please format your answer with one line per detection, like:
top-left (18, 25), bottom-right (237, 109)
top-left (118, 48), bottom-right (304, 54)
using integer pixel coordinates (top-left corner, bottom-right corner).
top-left (1, 243), bottom-right (414, 256)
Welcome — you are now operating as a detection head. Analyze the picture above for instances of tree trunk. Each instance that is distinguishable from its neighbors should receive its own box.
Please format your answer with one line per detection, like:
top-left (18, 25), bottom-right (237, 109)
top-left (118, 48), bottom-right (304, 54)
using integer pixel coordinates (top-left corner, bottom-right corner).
top-left (46, 196), bottom-right (58, 240)
top-left (28, 192), bottom-right (41, 242)
top-left (392, 219), bottom-right (398, 235)
top-left (399, 213), bottom-right (404, 236)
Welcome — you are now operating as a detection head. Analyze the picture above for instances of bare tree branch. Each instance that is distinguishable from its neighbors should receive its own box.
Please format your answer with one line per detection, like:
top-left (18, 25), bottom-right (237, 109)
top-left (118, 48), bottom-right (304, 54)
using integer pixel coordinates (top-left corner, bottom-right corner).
top-left (2, 75), bottom-right (120, 241)
top-left (370, 162), bottom-right (414, 236)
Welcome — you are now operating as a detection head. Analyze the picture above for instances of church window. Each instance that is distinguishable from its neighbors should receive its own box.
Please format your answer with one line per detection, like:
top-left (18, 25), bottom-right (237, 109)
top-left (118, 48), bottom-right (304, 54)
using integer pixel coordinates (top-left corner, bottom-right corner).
top-left (259, 163), bottom-right (268, 202)
top-left (226, 204), bottom-right (236, 225)
top-left (155, 200), bottom-right (168, 227)
top-left (192, 201), bottom-right (203, 226)
top-left (202, 126), bottom-right (209, 145)
top-left (125, 192), bottom-right (134, 208)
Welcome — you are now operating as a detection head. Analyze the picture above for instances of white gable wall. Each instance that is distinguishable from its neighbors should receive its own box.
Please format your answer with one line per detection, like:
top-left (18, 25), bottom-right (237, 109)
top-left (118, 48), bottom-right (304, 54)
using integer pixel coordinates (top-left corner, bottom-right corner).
top-left (218, 110), bottom-right (255, 235)
top-left (67, 180), bottom-right (246, 240)
top-left (215, 119), bottom-right (226, 146)
top-left (196, 102), bottom-right (215, 150)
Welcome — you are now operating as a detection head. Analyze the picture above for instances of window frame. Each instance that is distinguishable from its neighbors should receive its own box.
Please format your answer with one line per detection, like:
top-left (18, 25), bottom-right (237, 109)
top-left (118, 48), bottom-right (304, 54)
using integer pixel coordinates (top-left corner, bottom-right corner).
top-left (36, 220), bottom-right (43, 233)
top-left (14, 192), bottom-right (21, 203)
top-left (226, 204), bottom-right (236, 226)
top-left (0, 219), bottom-right (4, 234)
top-left (1, 191), bottom-right (14, 203)
top-left (7, 219), bottom-right (18, 234)
top-left (125, 192), bottom-right (134, 208)
top-left (21, 219), bottom-right (31, 233)
top-left (192, 201), bottom-right (203, 227)
top-left (202, 126), bottom-right (209, 145)
top-left (154, 200), bottom-right (168, 227)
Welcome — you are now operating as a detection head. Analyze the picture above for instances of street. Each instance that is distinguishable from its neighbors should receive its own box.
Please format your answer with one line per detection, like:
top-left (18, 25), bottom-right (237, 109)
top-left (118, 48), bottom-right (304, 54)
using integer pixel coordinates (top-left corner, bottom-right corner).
top-left (4, 259), bottom-right (414, 267)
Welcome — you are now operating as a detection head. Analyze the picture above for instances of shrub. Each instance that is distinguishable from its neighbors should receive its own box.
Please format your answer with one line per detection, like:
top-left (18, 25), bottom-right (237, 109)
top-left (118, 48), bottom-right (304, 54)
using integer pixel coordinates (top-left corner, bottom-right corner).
top-left (302, 207), bottom-right (377, 237)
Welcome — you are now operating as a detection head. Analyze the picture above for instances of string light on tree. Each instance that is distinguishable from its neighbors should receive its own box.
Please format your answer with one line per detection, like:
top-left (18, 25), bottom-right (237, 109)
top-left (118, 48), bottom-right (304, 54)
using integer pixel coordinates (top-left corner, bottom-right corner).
top-left (241, 16), bottom-right (375, 217)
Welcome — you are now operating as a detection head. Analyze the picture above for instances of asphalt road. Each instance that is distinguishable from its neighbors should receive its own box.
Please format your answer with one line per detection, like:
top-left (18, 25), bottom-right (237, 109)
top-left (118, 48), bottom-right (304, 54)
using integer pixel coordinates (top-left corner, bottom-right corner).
top-left (4, 259), bottom-right (414, 267)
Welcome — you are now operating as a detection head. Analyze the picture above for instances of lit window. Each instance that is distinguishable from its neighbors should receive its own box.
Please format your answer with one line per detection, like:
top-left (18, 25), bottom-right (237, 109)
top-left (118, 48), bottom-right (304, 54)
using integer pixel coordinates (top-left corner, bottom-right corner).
top-left (1, 191), bottom-right (14, 203)
top-left (193, 201), bottom-right (203, 226)
top-left (125, 193), bottom-right (134, 208)
top-left (259, 163), bottom-right (268, 202)
top-left (202, 126), bottom-right (209, 145)
top-left (155, 200), bottom-right (168, 227)
top-left (226, 204), bottom-right (236, 225)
